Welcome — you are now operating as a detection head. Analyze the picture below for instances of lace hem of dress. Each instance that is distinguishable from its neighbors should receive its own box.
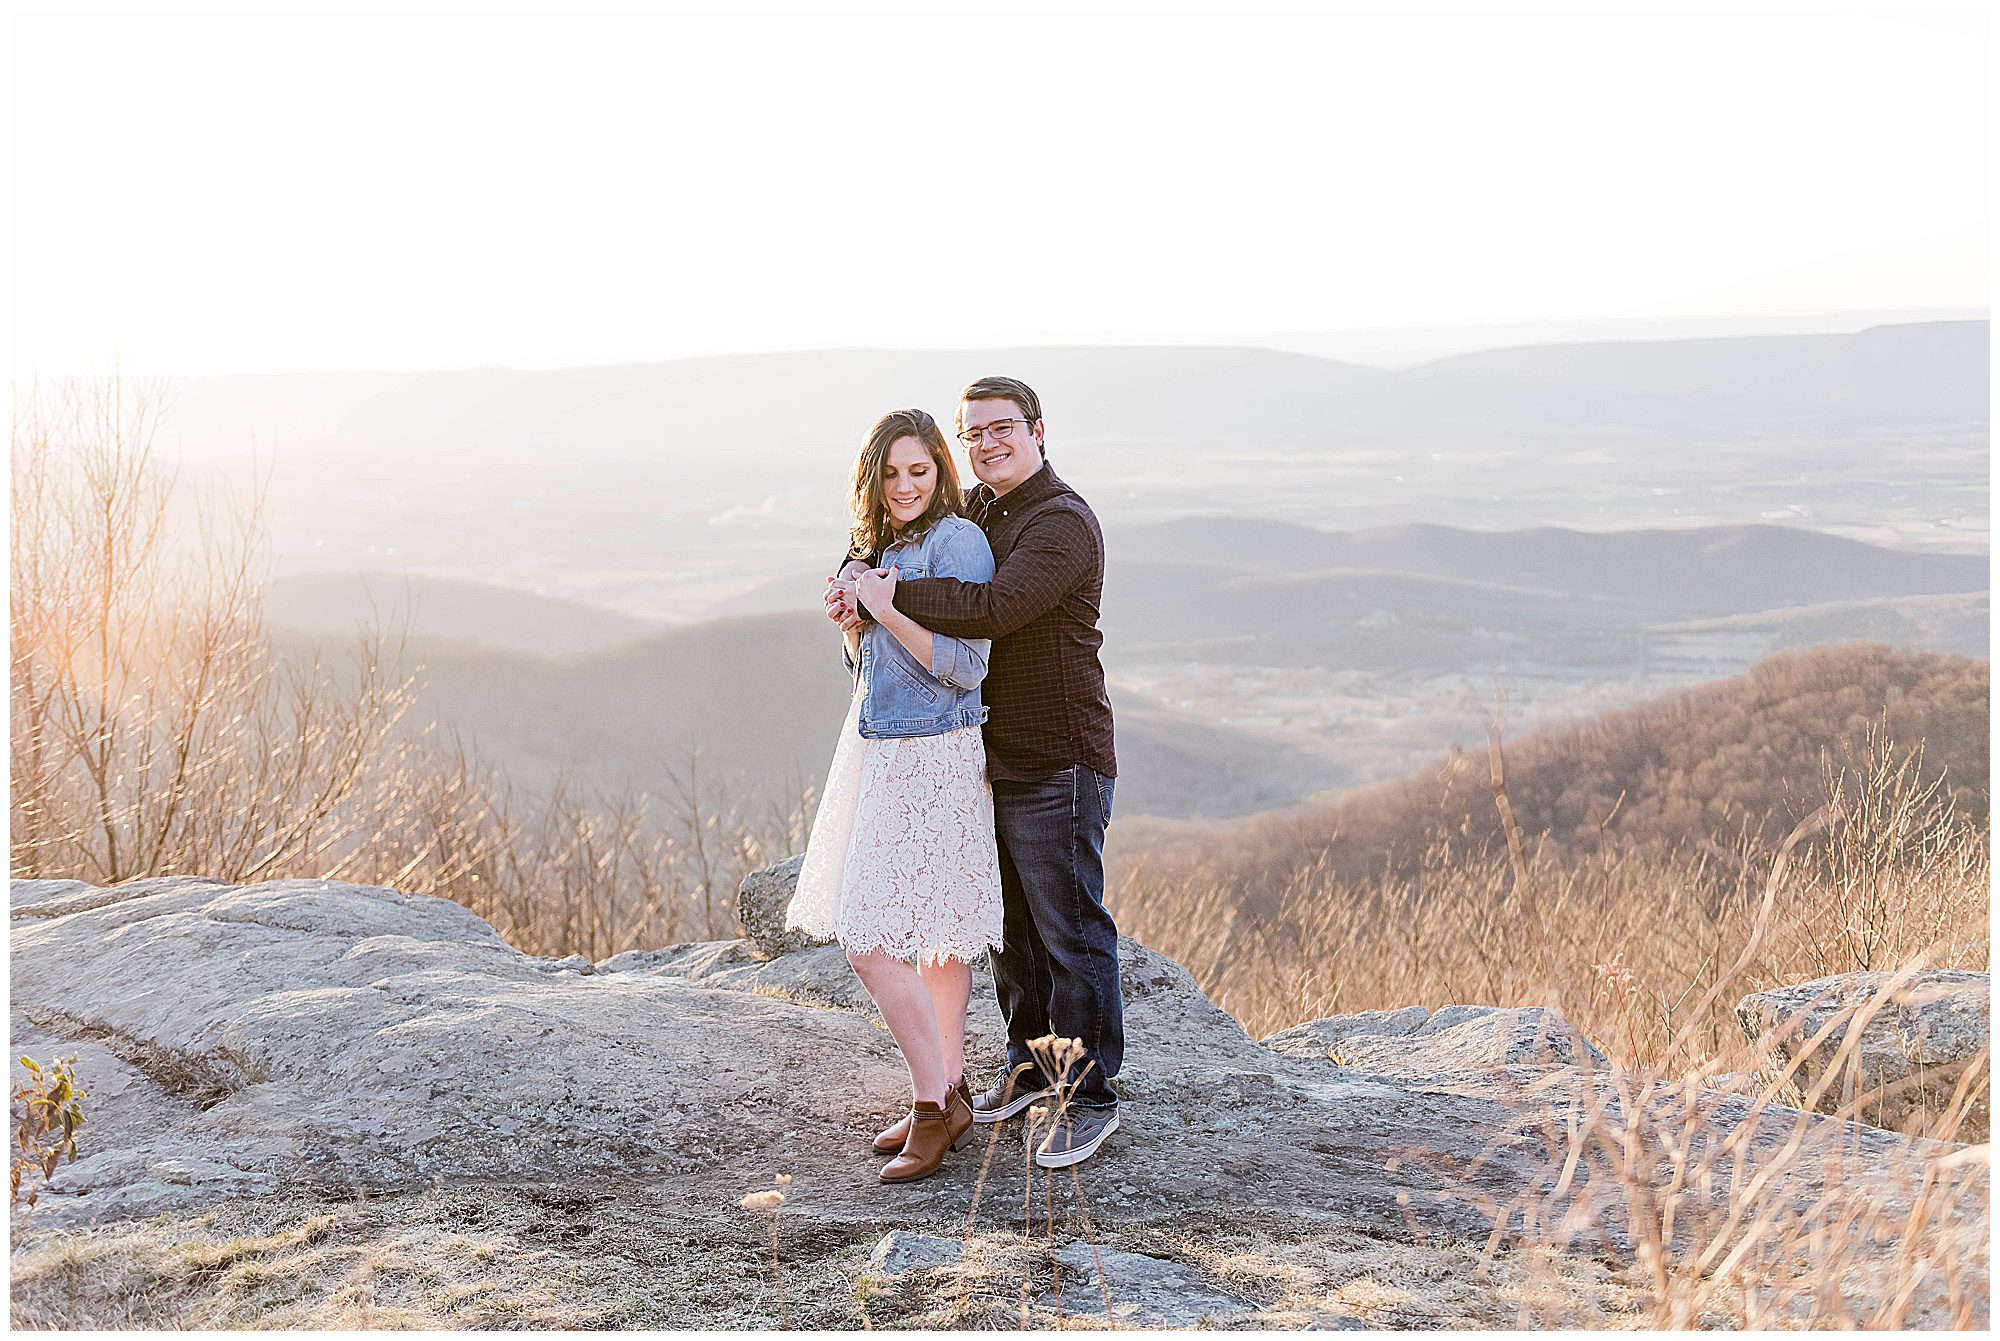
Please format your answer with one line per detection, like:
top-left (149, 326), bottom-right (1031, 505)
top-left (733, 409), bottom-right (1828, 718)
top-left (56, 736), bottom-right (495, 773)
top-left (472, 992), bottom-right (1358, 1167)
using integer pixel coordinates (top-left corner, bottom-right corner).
top-left (833, 926), bottom-right (1002, 968)
top-left (784, 906), bottom-right (998, 967)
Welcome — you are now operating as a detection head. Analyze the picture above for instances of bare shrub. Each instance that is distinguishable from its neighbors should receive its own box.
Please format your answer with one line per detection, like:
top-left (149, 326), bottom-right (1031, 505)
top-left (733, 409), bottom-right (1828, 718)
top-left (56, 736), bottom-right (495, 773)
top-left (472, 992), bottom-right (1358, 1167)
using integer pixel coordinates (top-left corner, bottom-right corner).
top-left (10, 372), bottom-right (808, 956)
top-left (360, 734), bottom-right (812, 956)
top-left (1785, 723), bottom-right (1989, 975)
top-left (10, 372), bottom-right (421, 885)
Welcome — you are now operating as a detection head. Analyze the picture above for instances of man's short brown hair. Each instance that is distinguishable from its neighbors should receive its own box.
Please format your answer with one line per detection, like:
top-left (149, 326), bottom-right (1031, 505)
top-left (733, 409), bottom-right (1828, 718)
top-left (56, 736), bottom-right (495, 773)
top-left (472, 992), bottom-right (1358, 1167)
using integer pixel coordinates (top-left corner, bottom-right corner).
top-left (955, 375), bottom-right (1043, 433)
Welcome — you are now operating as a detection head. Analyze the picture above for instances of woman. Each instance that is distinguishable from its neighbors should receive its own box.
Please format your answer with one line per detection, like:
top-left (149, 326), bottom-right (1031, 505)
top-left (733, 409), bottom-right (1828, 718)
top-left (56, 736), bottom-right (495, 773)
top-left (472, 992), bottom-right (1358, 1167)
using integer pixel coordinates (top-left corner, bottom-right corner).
top-left (784, 407), bottom-right (1004, 1184)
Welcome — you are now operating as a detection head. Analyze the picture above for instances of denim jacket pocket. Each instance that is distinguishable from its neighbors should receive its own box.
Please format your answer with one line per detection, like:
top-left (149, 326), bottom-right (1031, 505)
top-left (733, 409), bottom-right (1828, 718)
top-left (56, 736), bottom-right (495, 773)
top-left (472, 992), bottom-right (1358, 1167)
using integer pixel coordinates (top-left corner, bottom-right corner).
top-left (888, 653), bottom-right (939, 703)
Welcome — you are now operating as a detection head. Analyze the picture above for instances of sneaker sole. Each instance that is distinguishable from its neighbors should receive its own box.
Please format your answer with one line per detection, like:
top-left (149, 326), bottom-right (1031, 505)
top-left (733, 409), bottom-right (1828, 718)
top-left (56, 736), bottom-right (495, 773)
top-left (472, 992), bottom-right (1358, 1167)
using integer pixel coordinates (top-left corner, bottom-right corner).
top-left (1034, 1110), bottom-right (1119, 1168)
top-left (970, 1086), bottom-right (1056, 1124)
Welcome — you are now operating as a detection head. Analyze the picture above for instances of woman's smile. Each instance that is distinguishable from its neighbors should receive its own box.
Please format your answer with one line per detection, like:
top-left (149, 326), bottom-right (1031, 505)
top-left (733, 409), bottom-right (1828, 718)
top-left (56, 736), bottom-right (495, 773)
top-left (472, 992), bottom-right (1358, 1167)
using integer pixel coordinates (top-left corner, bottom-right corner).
top-left (881, 434), bottom-right (938, 525)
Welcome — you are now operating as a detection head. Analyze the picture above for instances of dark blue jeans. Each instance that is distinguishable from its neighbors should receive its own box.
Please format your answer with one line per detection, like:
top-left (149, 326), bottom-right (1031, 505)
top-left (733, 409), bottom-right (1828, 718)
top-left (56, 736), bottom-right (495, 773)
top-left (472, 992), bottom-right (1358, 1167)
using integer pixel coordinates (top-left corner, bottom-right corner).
top-left (989, 763), bottom-right (1123, 1111)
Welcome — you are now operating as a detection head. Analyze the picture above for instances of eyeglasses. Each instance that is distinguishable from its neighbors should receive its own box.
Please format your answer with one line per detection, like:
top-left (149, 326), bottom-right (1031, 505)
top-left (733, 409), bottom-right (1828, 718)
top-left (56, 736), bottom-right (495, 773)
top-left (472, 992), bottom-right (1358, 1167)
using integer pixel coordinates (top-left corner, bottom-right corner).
top-left (957, 418), bottom-right (1032, 447)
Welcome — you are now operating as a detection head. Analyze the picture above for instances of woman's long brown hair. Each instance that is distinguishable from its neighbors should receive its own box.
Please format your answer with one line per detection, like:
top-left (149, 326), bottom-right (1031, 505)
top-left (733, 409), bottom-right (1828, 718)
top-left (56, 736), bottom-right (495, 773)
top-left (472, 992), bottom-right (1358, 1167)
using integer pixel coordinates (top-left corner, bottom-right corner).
top-left (846, 408), bottom-right (965, 562)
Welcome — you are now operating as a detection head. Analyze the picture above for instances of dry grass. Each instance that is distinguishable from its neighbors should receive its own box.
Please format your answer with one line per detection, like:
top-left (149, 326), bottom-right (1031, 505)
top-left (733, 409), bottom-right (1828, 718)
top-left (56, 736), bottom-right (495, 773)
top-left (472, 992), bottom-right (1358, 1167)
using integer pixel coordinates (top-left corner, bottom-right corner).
top-left (7, 1184), bottom-right (886, 1330)
top-left (1112, 716), bottom-right (1988, 1081)
top-left (5, 1202), bottom-right (585, 1328)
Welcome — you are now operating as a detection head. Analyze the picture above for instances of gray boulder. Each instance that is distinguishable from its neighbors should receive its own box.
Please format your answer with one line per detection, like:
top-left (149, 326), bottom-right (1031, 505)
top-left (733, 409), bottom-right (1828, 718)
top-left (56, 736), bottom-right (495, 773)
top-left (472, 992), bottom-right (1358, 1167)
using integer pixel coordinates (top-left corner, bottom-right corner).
top-left (868, 1228), bottom-right (964, 1278)
top-left (1736, 969), bottom-right (1990, 1142)
top-left (734, 853), bottom-right (828, 958)
top-left (860, 1230), bottom-right (1277, 1327)
top-left (1264, 1004), bottom-right (1608, 1080)
top-left (1052, 1240), bottom-right (1259, 1326)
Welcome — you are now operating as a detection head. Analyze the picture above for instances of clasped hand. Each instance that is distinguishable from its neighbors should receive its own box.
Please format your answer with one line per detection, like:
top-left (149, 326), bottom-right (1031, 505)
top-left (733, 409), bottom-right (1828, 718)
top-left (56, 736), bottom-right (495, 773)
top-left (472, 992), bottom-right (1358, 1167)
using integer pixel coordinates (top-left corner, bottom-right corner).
top-left (824, 563), bottom-right (898, 630)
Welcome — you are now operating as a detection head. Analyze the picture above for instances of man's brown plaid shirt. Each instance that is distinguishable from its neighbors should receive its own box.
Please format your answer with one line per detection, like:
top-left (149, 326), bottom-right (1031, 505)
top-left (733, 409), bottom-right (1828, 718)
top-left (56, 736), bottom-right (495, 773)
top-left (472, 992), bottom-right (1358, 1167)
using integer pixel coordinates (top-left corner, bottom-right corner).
top-left (841, 461), bottom-right (1117, 784)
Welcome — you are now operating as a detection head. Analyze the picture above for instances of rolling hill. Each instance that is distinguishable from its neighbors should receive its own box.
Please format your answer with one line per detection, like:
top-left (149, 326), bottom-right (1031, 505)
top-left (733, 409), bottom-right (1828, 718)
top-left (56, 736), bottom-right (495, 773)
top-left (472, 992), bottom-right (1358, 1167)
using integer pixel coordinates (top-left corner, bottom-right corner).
top-left (1376, 319), bottom-right (1989, 429)
top-left (264, 571), bottom-right (670, 655)
top-left (296, 611), bottom-right (1348, 821)
top-left (259, 503), bottom-right (1986, 822)
top-left (1104, 642), bottom-right (1990, 897)
top-left (1643, 591), bottom-right (1988, 661)
top-left (701, 520), bottom-right (1988, 675)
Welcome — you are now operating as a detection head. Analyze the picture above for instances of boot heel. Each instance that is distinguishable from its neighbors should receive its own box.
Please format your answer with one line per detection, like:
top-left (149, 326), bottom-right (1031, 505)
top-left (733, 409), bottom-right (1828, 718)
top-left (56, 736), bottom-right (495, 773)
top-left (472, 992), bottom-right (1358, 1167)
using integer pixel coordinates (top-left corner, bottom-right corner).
top-left (951, 1126), bottom-right (974, 1151)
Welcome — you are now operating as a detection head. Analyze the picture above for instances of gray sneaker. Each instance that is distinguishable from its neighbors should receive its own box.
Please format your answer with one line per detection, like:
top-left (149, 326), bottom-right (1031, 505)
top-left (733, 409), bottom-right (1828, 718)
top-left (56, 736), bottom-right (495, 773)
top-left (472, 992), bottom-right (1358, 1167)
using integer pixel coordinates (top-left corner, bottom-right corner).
top-left (969, 1071), bottom-right (1056, 1124)
top-left (1034, 1105), bottom-right (1120, 1167)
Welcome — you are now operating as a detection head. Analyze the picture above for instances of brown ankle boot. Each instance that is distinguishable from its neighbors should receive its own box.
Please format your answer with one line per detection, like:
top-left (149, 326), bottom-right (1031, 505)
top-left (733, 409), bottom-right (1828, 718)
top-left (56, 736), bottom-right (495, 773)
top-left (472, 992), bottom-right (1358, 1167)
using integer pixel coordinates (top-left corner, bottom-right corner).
top-left (872, 1077), bottom-right (971, 1155)
top-left (879, 1086), bottom-right (974, 1183)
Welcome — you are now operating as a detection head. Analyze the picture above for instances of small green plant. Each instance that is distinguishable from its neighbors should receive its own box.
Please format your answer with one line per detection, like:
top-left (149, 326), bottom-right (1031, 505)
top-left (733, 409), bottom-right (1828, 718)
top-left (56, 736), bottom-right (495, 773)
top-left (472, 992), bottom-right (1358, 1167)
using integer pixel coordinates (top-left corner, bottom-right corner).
top-left (12, 1053), bottom-right (86, 1208)
top-left (852, 1272), bottom-right (882, 1330)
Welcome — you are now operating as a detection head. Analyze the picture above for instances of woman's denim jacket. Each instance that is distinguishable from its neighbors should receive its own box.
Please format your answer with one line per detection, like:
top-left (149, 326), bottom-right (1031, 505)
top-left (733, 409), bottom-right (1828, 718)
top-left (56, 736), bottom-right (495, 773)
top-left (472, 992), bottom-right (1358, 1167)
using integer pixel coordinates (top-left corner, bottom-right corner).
top-left (842, 512), bottom-right (994, 739)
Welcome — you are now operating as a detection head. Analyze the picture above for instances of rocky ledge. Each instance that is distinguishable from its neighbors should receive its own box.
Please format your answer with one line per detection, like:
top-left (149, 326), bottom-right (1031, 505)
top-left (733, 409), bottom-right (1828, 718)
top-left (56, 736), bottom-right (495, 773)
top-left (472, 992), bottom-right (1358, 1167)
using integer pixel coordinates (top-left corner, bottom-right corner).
top-left (7, 862), bottom-right (1988, 1329)
top-left (1737, 968), bottom-right (1990, 1142)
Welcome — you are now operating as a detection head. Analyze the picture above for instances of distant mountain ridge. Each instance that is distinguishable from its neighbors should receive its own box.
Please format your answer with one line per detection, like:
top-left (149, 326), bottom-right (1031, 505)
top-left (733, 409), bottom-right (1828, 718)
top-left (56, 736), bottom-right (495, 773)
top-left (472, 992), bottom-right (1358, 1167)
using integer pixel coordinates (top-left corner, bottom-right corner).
top-left (160, 344), bottom-right (1395, 463)
top-left (712, 519), bottom-right (1987, 638)
top-left (161, 320), bottom-right (1987, 469)
top-left (1111, 518), bottom-right (1988, 618)
top-left (1398, 320), bottom-right (1987, 424)
top-left (1647, 591), bottom-right (1987, 650)
top-left (196, 322), bottom-right (1984, 821)
top-left (149, 321), bottom-right (1987, 623)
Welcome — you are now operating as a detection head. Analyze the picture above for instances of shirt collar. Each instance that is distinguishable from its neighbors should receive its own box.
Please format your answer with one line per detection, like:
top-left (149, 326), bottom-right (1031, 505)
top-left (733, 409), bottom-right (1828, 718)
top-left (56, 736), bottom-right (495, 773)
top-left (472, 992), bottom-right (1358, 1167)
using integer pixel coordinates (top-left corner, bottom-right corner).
top-left (980, 459), bottom-right (1061, 513)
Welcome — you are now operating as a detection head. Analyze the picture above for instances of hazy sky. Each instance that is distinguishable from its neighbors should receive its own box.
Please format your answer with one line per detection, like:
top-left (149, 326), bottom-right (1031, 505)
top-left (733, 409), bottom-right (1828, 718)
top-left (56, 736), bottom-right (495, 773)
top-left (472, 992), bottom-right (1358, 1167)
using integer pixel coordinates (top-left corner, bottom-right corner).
top-left (8, 0), bottom-right (1990, 376)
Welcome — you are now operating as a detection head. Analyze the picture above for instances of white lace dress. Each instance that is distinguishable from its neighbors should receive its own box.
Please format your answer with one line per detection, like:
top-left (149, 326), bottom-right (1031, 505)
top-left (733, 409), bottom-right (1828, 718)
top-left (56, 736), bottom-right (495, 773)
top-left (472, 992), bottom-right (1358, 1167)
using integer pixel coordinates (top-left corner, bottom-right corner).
top-left (785, 682), bottom-right (1005, 967)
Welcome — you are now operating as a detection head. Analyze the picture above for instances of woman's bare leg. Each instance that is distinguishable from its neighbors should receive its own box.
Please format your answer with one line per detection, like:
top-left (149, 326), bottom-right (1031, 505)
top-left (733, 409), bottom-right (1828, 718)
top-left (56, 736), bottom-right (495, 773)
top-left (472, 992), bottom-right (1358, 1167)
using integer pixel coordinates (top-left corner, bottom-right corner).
top-left (917, 956), bottom-right (973, 1087)
top-left (847, 948), bottom-right (948, 1105)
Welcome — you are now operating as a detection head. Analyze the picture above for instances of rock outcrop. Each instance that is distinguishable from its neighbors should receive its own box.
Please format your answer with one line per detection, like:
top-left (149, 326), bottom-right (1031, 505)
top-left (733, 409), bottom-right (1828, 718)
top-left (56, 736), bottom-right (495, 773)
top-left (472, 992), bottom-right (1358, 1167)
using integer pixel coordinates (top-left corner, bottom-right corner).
top-left (734, 853), bottom-right (819, 958)
top-left (1736, 969), bottom-right (1991, 1142)
top-left (1264, 1004), bottom-right (1608, 1078)
top-left (8, 862), bottom-right (1987, 1329)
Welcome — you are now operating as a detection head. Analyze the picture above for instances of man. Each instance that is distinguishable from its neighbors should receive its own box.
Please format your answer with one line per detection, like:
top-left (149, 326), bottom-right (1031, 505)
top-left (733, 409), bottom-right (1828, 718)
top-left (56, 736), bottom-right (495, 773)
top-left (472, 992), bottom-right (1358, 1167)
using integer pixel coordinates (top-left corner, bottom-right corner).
top-left (827, 374), bottom-right (1123, 1169)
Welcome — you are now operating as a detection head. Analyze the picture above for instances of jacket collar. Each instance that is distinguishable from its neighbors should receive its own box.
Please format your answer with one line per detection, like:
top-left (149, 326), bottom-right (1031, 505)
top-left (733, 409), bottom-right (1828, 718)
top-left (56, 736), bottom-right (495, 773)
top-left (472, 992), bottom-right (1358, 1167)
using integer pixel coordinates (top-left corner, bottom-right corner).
top-left (885, 509), bottom-right (951, 550)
